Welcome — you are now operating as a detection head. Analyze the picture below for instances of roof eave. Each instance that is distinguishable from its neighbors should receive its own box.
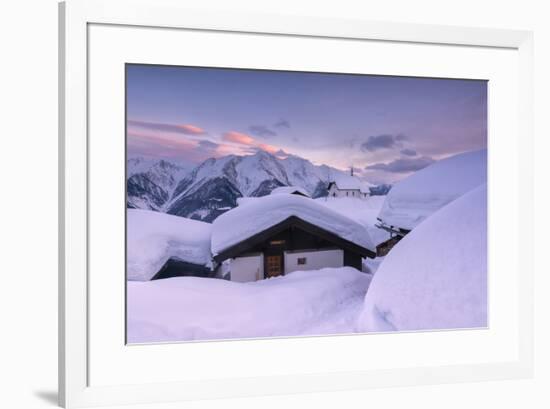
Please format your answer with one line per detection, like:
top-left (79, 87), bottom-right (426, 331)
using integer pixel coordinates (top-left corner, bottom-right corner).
top-left (213, 215), bottom-right (376, 262)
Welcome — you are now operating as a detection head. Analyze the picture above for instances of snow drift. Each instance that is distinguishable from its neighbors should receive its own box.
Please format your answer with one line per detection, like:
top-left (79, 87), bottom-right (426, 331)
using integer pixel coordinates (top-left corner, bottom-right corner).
top-left (127, 267), bottom-right (372, 343)
top-left (316, 196), bottom-right (390, 246)
top-left (270, 186), bottom-right (310, 197)
top-left (127, 209), bottom-right (212, 281)
top-left (378, 149), bottom-right (487, 231)
top-left (211, 194), bottom-right (376, 255)
top-left (357, 184), bottom-right (488, 332)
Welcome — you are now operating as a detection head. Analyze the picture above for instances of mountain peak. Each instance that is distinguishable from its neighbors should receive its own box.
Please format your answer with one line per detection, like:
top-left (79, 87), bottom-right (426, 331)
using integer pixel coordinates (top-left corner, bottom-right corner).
top-left (128, 151), bottom-right (378, 222)
top-left (249, 149), bottom-right (274, 159)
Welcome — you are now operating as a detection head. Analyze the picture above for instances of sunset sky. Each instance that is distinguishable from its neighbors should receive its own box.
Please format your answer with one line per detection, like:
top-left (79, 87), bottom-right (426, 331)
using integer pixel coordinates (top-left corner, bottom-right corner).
top-left (126, 64), bottom-right (487, 184)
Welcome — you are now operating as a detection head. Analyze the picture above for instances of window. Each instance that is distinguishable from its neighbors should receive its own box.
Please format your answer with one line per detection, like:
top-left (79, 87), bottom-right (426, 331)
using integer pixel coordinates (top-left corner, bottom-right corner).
top-left (297, 257), bottom-right (307, 265)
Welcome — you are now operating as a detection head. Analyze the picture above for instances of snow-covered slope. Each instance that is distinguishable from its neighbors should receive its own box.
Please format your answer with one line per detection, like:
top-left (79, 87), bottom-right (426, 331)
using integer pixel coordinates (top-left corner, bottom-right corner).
top-left (127, 157), bottom-right (191, 210)
top-left (127, 267), bottom-right (372, 343)
top-left (212, 194), bottom-right (376, 255)
top-left (164, 150), bottom-right (351, 221)
top-left (127, 209), bottom-right (212, 281)
top-left (127, 157), bottom-right (156, 176)
top-left (357, 184), bottom-right (487, 332)
top-left (128, 150), bottom-right (382, 222)
top-left (378, 149), bottom-right (487, 231)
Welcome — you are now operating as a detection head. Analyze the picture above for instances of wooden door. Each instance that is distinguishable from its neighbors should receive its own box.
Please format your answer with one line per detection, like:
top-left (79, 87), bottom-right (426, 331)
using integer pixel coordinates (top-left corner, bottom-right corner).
top-left (266, 255), bottom-right (283, 278)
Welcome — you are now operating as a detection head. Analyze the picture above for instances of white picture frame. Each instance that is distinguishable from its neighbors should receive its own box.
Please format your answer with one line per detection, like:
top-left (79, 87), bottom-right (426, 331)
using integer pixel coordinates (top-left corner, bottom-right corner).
top-left (59, 0), bottom-right (534, 407)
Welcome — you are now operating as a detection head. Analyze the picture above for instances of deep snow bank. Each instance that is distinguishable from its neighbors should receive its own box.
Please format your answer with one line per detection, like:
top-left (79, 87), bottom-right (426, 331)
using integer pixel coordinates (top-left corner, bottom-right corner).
top-left (270, 186), bottom-right (310, 197)
top-left (127, 267), bottom-right (372, 343)
top-left (316, 196), bottom-right (389, 246)
top-left (127, 209), bottom-right (212, 281)
top-left (357, 184), bottom-right (487, 332)
top-left (378, 149), bottom-right (487, 231)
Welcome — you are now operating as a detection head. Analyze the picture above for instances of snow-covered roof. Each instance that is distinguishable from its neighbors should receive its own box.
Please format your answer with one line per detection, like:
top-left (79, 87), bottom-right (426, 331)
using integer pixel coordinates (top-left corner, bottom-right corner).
top-left (358, 184), bottom-right (487, 332)
top-left (212, 194), bottom-right (376, 255)
top-left (270, 186), bottom-right (310, 197)
top-left (127, 209), bottom-right (212, 281)
top-left (316, 196), bottom-right (390, 247)
top-left (330, 174), bottom-right (373, 194)
top-left (378, 149), bottom-right (487, 231)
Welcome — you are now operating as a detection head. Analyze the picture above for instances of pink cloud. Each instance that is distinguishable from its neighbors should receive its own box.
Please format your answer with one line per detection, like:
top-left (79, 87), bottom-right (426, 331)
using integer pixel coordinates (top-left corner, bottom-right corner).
top-left (128, 131), bottom-right (195, 149)
top-left (258, 143), bottom-right (278, 154)
top-left (128, 119), bottom-right (206, 136)
top-left (128, 131), bottom-right (203, 161)
top-left (222, 131), bottom-right (256, 145)
top-left (127, 127), bottom-right (285, 163)
top-left (222, 131), bottom-right (281, 155)
top-left (177, 124), bottom-right (205, 135)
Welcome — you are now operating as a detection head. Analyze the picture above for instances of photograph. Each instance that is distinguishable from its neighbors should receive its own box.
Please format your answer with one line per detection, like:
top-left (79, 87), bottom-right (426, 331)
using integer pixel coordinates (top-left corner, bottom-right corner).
top-left (125, 64), bottom-right (488, 344)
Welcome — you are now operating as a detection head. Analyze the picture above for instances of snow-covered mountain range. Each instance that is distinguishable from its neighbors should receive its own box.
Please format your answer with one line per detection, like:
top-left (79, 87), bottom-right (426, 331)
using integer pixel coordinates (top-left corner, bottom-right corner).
top-left (127, 157), bottom-right (191, 210)
top-left (127, 151), bottom-right (370, 222)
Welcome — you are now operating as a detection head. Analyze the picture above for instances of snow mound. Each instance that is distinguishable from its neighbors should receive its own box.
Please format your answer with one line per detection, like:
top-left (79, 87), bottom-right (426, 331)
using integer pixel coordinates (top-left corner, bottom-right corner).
top-left (270, 186), bottom-right (310, 197)
top-left (127, 267), bottom-right (372, 343)
top-left (236, 197), bottom-right (257, 206)
top-left (127, 209), bottom-right (212, 281)
top-left (316, 196), bottom-right (390, 246)
top-left (378, 149), bottom-right (487, 230)
top-left (357, 184), bottom-right (487, 332)
top-left (211, 194), bottom-right (376, 255)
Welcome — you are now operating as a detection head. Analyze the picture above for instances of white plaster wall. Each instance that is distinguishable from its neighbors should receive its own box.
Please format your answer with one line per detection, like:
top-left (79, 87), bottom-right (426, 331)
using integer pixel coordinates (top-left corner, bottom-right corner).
top-left (327, 186), bottom-right (367, 199)
top-left (230, 254), bottom-right (264, 282)
top-left (284, 249), bottom-right (344, 274)
top-left (327, 184), bottom-right (338, 197)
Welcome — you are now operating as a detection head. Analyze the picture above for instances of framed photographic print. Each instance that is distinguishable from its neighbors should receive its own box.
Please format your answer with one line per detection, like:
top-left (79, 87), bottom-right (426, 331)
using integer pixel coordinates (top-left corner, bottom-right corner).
top-left (59, 0), bottom-right (534, 407)
top-left (125, 64), bottom-right (489, 344)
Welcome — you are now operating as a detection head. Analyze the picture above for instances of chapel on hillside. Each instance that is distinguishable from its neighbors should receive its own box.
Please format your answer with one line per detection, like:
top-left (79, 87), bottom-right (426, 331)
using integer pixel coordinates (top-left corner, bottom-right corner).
top-left (327, 168), bottom-right (373, 199)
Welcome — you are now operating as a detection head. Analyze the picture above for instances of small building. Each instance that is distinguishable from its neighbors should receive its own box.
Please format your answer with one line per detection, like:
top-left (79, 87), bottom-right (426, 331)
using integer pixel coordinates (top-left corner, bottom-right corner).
top-left (374, 234), bottom-right (404, 257)
top-left (127, 209), bottom-right (214, 281)
top-left (151, 258), bottom-right (215, 280)
top-left (327, 170), bottom-right (372, 199)
top-left (211, 194), bottom-right (376, 282)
